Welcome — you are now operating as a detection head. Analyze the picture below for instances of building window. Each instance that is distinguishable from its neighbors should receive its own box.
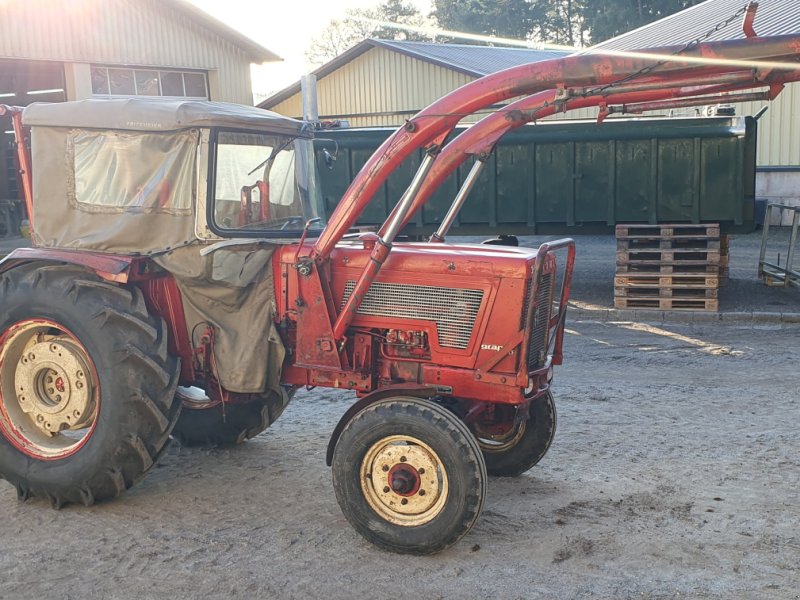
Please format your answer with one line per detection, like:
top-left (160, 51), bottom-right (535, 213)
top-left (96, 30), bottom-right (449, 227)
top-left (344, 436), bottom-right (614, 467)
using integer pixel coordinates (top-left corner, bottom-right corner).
top-left (90, 66), bottom-right (208, 99)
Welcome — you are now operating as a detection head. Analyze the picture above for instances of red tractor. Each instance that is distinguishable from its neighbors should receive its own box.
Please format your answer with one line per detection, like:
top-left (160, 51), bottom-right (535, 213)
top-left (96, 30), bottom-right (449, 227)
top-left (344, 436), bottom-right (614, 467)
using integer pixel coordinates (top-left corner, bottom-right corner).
top-left (1, 29), bottom-right (799, 554)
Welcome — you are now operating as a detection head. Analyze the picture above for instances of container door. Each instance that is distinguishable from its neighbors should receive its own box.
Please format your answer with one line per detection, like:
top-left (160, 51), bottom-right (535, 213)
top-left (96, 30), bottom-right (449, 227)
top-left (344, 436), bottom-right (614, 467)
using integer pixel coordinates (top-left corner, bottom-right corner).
top-left (535, 143), bottom-right (572, 223)
top-left (496, 144), bottom-right (530, 225)
top-left (615, 140), bottom-right (653, 222)
top-left (657, 139), bottom-right (696, 222)
top-left (574, 141), bottom-right (613, 223)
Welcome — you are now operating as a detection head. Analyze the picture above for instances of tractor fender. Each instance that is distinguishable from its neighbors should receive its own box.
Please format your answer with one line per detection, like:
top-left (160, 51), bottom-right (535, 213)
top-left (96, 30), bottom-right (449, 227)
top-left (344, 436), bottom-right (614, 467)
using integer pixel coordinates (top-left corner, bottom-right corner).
top-left (0, 247), bottom-right (137, 283)
top-left (325, 385), bottom-right (441, 466)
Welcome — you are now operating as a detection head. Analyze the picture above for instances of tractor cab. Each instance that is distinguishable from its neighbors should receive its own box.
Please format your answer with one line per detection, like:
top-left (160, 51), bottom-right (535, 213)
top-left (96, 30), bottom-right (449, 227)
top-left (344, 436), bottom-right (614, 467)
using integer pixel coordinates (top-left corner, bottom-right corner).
top-left (21, 98), bottom-right (325, 255)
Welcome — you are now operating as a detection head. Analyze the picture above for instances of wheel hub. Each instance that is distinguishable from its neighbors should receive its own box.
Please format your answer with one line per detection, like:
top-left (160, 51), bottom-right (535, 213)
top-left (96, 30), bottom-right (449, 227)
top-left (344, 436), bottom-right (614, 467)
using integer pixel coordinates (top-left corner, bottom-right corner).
top-left (361, 435), bottom-right (448, 526)
top-left (14, 338), bottom-right (95, 436)
top-left (473, 406), bottom-right (528, 454)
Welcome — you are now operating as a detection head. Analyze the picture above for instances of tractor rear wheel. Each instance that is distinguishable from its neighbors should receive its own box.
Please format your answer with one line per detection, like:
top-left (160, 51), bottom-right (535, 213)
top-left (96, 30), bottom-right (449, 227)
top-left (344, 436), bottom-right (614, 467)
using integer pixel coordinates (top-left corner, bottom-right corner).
top-left (171, 386), bottom-right (293, 447)
top-left (0, 264), bottom-right (180, 507)
top-left (472, 391), bottom-right (556, 477)
top-left (332, 397), bottom-right (487, 555)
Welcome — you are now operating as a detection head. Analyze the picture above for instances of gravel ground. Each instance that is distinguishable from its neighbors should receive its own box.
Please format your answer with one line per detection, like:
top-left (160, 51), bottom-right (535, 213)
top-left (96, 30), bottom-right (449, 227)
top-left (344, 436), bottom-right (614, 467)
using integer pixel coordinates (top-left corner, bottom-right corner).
top-left (0, 232), bottom-right (798, 599)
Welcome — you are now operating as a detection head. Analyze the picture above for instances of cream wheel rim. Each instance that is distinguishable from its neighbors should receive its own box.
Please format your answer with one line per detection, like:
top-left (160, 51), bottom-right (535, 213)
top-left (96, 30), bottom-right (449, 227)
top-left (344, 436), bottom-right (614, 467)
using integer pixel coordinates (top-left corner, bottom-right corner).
top-left (360, 435), bottom-right (448, 526)
top-left (0, 320), bottom-right (99, 459)
top-left (474, 418), bottom-right (527, 454)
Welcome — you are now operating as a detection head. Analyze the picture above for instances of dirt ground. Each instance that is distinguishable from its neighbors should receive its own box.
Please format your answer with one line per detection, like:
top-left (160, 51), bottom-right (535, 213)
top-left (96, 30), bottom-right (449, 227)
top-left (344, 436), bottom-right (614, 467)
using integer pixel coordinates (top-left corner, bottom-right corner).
top-left (0, 316), bottom-right (797, 599)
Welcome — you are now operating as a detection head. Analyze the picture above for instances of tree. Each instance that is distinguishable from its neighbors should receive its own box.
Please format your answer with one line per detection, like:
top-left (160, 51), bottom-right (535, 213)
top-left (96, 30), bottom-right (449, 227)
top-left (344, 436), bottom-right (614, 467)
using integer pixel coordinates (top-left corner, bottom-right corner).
top-left (582, 0), bottom-right (705, 44)
top-left (306, 0), bottom-right (432, 66)
top-left (432, 0), bottom-right (535, 42)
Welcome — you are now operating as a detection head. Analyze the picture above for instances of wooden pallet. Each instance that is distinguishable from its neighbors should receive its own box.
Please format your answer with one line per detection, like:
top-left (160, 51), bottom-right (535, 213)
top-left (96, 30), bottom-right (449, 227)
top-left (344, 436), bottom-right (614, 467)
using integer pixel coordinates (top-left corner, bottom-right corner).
top-left (617, 238), bottom-right (721, 251)
top-left (614, 274), bottom-right (720, 288)
top-left (615, 263), bottom-right (721, 275)
top-left (615, 223), bottom-right (721, 239)
top-left (617, 249), bottom-right (722, 265)
top-left (614, 297), bottom-right (719, 311)
top-left (615, 286), bottom-right (719, 299)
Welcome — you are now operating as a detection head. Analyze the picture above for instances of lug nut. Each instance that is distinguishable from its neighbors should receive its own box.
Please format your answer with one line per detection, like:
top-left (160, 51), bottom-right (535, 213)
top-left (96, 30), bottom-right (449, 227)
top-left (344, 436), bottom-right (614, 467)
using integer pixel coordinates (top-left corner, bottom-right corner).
top-left (418, 468), bottom-right (425, 475)
top-left (76, 382), bottom-right (83, 389)
top-left (73, 410), bottom-right (81, 418)
top-left (399, 456), bottom-right (407, 463)
top-left (383, 486), bottom-right (390, 493)
top-left (36, 415), bottom-right (44, 423)
top-left (55, 395), bottom-right (62, 402)
top-left (77, 371), bottom-right (84, 379)
top-left (419, 490), bottom-right (426, 496)
top-left (382, 465), bottom-right (389, 472)
top-left (401, 498), bottom-right (408, 505)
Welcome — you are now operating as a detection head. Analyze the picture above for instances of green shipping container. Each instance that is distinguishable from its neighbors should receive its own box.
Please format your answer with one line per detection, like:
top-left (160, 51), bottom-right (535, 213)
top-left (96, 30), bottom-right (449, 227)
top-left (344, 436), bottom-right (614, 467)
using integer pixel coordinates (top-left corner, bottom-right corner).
top-left (313, 116), bottom-right (757, 235)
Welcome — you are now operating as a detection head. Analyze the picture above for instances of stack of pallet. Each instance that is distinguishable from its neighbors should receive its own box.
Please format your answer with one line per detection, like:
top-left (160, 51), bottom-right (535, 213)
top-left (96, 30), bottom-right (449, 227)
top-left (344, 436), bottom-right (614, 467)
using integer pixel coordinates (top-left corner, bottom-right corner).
top-left (614, 224), bottom-right (729, 311)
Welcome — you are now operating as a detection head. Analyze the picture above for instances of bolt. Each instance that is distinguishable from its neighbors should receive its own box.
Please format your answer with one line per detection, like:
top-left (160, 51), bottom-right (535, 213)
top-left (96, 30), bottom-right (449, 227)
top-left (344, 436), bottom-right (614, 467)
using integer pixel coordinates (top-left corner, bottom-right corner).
top-left (418, 468), bottom-right (425, 475)
top-left (47, 377), bottom-right (53, 384)
top-left (419, 490), bottom-right (426, 496)
top-left (383, 486), bottom-right (390, 493)
top-left (400, 456), bottom-right (407, 463)
top-left (401, 498), bottom-right (409, 505)
top-left (28, 353), bottom-right (35, 361)
top-left (76, 382), bottom-right (83, 389)
top-left (21, 357), bottom-right (27, 364)
top-left (37, 415), bottom-right (44, 423)
top-left (77, 371), bottom-right (84, 379)
top-left (48, 388), bottom-right (55, 394)
top-left (382, 465), bottom-right (389, 472)
top-left (55, 395), bottom-right (62, 402)
top-left (73, 410), bottom-right (81, 418)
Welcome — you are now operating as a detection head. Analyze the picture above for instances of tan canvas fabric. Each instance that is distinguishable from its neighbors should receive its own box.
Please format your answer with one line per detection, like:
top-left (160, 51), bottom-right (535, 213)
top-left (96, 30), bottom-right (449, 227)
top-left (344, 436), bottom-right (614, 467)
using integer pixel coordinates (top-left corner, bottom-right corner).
top-left (31, 127), bottom-right (199, 254)
top-left (154, 244), bottom-right (285, 394)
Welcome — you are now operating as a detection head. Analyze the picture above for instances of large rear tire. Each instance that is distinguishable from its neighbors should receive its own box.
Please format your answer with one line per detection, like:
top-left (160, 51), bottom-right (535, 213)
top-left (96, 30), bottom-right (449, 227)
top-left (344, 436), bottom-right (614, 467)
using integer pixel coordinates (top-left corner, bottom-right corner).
top-left (332, 397), bottom-right (487, 555)
top-left (171, 386), bottom-right (293, 447)
top-left (0, 264), bottom-right (180, 507)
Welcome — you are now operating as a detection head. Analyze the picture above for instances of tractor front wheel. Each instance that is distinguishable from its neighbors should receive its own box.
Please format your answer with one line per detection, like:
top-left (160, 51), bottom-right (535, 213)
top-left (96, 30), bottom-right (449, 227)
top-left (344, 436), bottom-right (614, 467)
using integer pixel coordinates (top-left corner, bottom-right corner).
top-left (332, 397), bottom-right (487, 555)
top-left (0, 264), bottom-right (180, 507)
top-left (471, 391), bottom-right (557, 477)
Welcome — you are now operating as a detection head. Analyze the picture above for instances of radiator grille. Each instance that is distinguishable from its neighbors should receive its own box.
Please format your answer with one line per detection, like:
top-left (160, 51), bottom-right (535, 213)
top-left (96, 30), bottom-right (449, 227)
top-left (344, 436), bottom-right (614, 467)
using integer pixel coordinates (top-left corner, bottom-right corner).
top-left (342, 281), bottom-right (484, 349)
top-left (527, 273), bottom-right (553, 370)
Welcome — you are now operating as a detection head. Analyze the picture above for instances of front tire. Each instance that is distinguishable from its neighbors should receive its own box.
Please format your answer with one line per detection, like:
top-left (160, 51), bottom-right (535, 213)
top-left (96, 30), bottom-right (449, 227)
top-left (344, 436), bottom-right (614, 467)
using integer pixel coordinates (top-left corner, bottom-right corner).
top-left (332, 397), bottom-right (487, 555)
top-left (472, 391), bottom-right (557, 477)
top-left (0, 264), bottom-right (181, 507)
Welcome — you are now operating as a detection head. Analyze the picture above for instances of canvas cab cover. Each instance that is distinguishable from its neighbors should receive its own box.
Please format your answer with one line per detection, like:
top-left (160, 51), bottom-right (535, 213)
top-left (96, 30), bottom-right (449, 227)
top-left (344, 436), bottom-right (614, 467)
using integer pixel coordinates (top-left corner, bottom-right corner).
top-left (23, 98), bottom-right (309, 255)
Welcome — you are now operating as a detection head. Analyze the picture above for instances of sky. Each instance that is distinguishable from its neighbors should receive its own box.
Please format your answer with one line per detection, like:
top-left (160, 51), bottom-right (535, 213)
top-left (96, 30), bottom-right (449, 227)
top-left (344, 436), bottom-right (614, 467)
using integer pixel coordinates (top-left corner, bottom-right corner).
top-left (188, 0), bottom-right (432, 101)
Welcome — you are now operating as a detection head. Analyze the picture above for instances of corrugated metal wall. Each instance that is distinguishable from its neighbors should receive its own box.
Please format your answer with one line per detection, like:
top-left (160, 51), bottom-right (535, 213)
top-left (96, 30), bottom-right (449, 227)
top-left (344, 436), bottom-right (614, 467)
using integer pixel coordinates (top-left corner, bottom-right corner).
top-left (270, 47), bottom-right (475, 127)
top-left (0, 0), bottom-right (254, 104)
top-left (270, 46), bottom-right (799, 167)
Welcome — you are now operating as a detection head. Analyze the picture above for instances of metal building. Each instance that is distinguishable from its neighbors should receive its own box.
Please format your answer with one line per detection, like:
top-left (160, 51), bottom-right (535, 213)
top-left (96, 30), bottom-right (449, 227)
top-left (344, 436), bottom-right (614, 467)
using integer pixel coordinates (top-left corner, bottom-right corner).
top-left (259, 40), bottom-right (569, 127)
top-left (0, 0), bottom-right (279, 235)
